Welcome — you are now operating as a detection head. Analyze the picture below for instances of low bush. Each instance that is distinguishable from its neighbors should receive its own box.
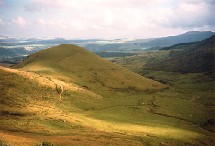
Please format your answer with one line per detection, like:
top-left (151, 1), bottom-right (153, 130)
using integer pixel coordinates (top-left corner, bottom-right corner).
top-left (35, 141), bottom-right (54, 146)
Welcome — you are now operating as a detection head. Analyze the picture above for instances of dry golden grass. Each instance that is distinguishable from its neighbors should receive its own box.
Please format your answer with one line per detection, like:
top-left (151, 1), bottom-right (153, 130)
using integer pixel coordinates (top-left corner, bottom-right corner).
top-left (0, 129), bottom-right (145, 146)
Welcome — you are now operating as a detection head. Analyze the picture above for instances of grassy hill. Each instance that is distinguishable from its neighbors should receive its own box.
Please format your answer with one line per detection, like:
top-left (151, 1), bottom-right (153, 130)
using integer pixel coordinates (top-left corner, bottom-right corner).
top-left (0, 66), bottom-right (146, 146)
top-left (146, 35), bottom-right (215, 74)
top-left (1, 44), bottom-right (215, 145)
top-left (16, 44), bottom-right (165, 92)
top-left (159, 42), bottom-right (199, 51)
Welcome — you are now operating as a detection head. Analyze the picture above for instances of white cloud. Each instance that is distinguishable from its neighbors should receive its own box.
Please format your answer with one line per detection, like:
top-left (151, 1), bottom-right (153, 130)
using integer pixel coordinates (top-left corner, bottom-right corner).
top-left (0, 18), bottom-right (5, 25)
top-left (104, 9), bottom-right (114, 26)
top-left (0, 0), bottom-right (4, 6)
top-left (12, 16), bottom-right (27, 27)
top-left (37, 18), bottom-right (46, 25)
top-left (165, 1), bottom-right (214, 28)
top-left (1, 0), bottom-right (214, 38)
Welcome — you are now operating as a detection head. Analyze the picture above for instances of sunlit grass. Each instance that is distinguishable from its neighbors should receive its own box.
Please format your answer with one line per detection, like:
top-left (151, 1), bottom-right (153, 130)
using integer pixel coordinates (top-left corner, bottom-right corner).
top-left (1, 45), bottom-right (214, 145)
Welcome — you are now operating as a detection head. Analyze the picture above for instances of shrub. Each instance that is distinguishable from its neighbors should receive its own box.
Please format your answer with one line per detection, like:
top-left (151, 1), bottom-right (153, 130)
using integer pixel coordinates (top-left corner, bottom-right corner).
top-left (0, 140), bottom-right (10, 146)
top-left (35, 141), bottom-right (54, 146)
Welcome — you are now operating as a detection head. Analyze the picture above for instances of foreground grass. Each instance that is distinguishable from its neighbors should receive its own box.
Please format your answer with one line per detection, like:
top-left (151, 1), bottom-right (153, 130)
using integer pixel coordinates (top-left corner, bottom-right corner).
top-left (1, 66), bottom-right (214, 146)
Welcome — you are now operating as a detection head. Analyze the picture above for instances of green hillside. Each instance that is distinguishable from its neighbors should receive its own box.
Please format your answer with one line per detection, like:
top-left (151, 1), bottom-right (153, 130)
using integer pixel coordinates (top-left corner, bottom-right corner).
top-left (146, 35), bottom-right (215, 74)
top-left (0, 66), bottom-right (146, 146)
top-left (160, 42), bottom-right (199, 51)
top-left (16, 44), bottom-right (165, 92)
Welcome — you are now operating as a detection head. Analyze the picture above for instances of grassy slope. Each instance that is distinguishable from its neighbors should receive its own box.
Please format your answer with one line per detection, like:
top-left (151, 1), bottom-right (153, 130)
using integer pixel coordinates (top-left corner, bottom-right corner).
top-left (16, 44), bottom-right (165, 92)
top-left (1, 44), bottom-right (214, 145)
top-left (146, 35), bottom-right (215, 73)
top-left (1, 66), bottom-right (214, 146)
top-left (160, 42), bottom-right (199, 51)
top-left (112, 49), bottom-right (215, 145)
top-left (0, 67), bottom-right (144, 146)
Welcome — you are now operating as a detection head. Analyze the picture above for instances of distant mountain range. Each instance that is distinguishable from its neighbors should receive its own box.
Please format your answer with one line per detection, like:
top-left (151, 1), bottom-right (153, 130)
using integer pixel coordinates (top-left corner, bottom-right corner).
top-left (83, 31), bottom-right (215, 51)
top-left (138, 31), bottom-right (215, 47)
top-left (0, 31), bottom-right (214, 58)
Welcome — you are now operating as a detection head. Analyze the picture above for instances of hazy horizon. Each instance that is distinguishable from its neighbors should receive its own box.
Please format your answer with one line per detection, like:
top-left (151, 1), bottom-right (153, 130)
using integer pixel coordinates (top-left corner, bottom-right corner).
top-left (0, 0), bottom-right (215, 39)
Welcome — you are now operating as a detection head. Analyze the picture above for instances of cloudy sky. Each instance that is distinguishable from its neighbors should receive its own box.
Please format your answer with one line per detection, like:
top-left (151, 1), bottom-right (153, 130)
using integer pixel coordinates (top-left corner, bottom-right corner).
top-left (0, 0), bottom-right (214, 39)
